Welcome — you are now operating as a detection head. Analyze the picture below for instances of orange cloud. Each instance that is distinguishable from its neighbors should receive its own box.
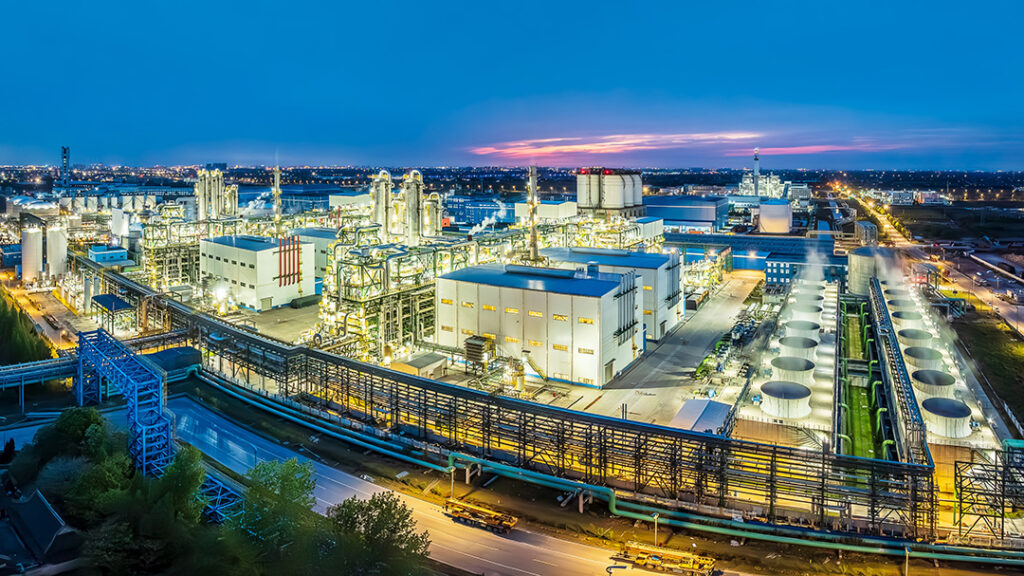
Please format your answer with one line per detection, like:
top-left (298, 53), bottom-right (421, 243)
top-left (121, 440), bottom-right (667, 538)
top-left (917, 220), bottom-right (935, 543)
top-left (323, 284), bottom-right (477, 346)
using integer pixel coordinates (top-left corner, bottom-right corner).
top-left (471, 132), bottom-right (761, 159)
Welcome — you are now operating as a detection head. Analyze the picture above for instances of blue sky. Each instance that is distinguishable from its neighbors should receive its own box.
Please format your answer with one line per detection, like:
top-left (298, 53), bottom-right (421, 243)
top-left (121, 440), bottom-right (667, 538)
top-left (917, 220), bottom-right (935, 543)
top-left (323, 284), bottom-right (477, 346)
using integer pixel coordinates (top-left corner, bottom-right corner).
top-left (2, 1), bottom-right (1022, 169)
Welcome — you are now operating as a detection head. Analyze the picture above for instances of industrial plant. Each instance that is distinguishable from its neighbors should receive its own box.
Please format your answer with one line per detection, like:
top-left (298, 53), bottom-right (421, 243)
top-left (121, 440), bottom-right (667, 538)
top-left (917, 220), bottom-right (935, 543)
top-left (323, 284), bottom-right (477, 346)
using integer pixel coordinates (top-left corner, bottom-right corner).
top-left (2, 151), bottom-right (1024, 570)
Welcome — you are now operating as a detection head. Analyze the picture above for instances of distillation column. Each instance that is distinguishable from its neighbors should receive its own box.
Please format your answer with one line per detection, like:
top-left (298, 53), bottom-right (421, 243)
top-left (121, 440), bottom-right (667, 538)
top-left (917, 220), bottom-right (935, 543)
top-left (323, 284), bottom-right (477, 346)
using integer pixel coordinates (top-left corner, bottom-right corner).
top-left (371, 170), bottom-right (394, 242)
top-left (403, 170), bottom-right (424, 247)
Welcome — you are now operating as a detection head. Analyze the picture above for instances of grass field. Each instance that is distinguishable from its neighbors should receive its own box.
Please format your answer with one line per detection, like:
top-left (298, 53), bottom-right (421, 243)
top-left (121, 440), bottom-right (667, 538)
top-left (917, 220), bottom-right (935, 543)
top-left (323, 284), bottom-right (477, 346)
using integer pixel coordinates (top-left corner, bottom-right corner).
top-left (952, 313), bottom-right (1024, 425)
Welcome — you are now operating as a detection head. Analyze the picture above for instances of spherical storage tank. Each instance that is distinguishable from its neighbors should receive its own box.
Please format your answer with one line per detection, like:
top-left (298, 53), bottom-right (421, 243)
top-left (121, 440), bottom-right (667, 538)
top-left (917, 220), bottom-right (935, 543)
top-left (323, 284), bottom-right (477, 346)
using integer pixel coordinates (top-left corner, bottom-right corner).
top-left (760, 381), bottom-right (812, 419)
top-left (785, 320), bottom-right (821, 340)
top-left (898, 328), bottom-right (933, 348)
top-left (46, 226), bottom-right (67, 278)
top-left (848, 247), bottom-right (895, 296)
top-left (911, 369), bottom-right (956, 399)
top-left (772, 356), bottom-right (816, 384)
top-left (758, 200), bottom-right (792, 234)
top-left (21, 227), bottom-right (42, 283)
top-left (922, 397), bottom-right (972, 439)
top-left (779, 336), bottom-right (818, 360)
top-left (602, 174), bottom-right (626, 209)
top-left (904, 346), bottom-right (944, 371)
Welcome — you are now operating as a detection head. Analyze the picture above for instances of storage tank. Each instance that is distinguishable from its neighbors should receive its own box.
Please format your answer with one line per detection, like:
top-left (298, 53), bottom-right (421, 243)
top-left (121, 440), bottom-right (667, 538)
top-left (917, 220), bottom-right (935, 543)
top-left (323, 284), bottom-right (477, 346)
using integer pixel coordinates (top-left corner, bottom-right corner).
top-left (791, 303), bottom-right (822, 322)
top-left (771, 356), bottom-right (816, 385)
top-left (898, 328), bottom-right (933, 348)
top-left (892, 310), bottom-right (923, 330)
top-left (904, 346), bottom-right (944, 371)
top-left (758, 200), bottom-right (792, 234)
top-left (760, 381), bottom-right (812, 419)
top-left (887, 299), bottom-right (916, 312)
top-left (779, 336), bottom-right (818, 360)
top-left (602, 174), bottom-right (625, 209)
top-left (847, 247), bottom-right (895, 296)
top-left (576, 171), bottom-right (598, 209)
top-left (785, 320), bottom-right (821, 340)
top-left (21, 227), bottom-right (42, 283)
top-left (911, 369), bottom-right (956, 399)
top-left (621, 174), bottom-right (634, 208)
top-left (922, 397), bottom-right (972, 439)
top-left (46, 226), bottom-right (68, 278)
top-left (631, 174), bottom-right (643, 206)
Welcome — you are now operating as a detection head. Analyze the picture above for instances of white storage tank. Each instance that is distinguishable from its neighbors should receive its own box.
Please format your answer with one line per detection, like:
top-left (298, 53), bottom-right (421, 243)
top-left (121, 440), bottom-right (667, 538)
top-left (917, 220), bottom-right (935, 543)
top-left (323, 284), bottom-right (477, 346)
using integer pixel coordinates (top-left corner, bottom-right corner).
top-left (779, 336), bottom-right (818, 360)
top-left (771, 356), bottom-right (816, 385)
top-left (621, 175), bottom-right (634, 208)
top-left (904, 346), bottom-right (944, 371)
top-left (758, 199), bottom-right (792, 234)
top-left (602, 174), bottom-right (626, 209)
top-left (898, 328), bottom-right (933, 348)
top-left (631, 174), bottom-right (643, 206)
top-left (847, 247), bottom-right (895, 296)
top-left (46, 226), bottom-right (68, 278)
top-left (911, 369), bottom-right (956, 399)
top-left (785, 320), bottom-right (821, 340)
top-left (21, 227), bottom-right (43, 283)
top-left (922, 397), bottom-right (972, 439)
top-left (576, 172), bottom-right (594, 209)
top-left (760, 381), bottom-right (812, 419)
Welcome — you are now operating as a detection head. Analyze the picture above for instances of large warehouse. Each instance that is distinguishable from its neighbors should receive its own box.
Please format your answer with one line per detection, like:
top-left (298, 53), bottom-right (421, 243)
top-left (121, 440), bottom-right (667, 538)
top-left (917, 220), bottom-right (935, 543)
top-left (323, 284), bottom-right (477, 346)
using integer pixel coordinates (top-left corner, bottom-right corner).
top-left (434, 263), bottom-right (643, 387)
top-left (541, 246), bottom-right (682, 340)
top-left (200, 235), bottom-right (315, 311)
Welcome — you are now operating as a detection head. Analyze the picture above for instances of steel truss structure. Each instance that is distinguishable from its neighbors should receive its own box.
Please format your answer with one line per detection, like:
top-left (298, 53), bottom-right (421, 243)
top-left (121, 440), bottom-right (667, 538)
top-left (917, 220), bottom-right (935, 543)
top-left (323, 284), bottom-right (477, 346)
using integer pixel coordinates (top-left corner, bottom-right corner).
top-left (955, 442), bottom-right (1024, 542)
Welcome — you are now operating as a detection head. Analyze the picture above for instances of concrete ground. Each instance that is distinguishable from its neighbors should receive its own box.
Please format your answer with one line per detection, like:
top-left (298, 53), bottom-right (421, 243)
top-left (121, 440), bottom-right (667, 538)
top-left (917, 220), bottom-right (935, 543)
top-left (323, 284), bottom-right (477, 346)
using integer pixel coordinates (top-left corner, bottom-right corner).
top-left (2, 279), bottom-right (98, 350)
top-left (536, 272), bottom-right (762, 425)
top-left (238, 302), bottom-right (321, 343)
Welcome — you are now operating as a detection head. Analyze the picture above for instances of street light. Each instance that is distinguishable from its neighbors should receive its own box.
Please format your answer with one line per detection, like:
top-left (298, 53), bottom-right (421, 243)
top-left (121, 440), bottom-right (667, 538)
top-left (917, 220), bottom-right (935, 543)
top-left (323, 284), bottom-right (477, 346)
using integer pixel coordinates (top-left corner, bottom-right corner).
top-left (652, 512), bottom-right (660, 546)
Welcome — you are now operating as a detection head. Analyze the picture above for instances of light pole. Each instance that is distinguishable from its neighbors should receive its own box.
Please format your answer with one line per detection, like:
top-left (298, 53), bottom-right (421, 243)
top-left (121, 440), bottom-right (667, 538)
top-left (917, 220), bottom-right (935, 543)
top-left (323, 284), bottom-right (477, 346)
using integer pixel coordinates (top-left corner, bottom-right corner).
top-left (652, 512), bottom-right (660, 546)
top-left (448, 466), bottom-right (456, 499)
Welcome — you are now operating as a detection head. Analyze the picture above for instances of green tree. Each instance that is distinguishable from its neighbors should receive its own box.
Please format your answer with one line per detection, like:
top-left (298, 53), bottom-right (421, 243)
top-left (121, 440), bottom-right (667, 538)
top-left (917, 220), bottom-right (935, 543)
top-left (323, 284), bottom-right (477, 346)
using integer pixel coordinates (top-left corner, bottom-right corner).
top-left (234, 458), bottom-right (317, 555)
top-left (326, 491), bottom-right (431, 575)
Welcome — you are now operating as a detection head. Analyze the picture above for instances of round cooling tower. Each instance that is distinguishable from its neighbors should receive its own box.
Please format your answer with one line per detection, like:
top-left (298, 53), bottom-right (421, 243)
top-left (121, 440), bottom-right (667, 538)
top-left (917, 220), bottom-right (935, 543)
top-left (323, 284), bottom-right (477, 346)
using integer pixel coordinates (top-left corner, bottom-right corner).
top-left (911, 370), bottom-right (956, 399)
top-left (898, 328), bottom-right (933, 348)
top-left (795, 293), bottom-right (825, 304)
top-left (885, 288), bottom-right (911, 298)
top-left (779, 336), bottom-right (818, 360)
top-left (791, 303), bottom-right (823, 322)
top-left (785, 320), bottom-right (821, 340)
top-left (760, 381), bottom-right (812, 419)
top-left (772, 356), bottom-right (816, 384)
top-left (922, 397), bottom-right (972, 439)
top-left (904, 346), bottom-right (944, 371)
top-left (848, 247), bottom-right (894, 296)
top-left (892, 310), bottom-right (923, 329)
top-left (887, 299), bottom-right (916, 312)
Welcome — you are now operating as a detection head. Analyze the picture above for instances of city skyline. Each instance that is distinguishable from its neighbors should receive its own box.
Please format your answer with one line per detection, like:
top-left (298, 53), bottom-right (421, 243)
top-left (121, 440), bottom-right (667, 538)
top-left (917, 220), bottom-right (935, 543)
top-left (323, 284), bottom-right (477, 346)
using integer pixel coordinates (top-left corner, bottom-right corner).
top-left (2, 1), bottom-right (1023, 170)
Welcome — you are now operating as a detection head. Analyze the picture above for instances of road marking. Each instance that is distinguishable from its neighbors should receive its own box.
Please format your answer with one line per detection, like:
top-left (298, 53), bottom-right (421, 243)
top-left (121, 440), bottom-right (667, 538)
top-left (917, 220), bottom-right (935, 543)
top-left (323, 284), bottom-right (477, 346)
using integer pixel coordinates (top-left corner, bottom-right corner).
top-left (532, 558), bottom-right (557, 566)
top-left (432, 543), bottom-right (543, 576)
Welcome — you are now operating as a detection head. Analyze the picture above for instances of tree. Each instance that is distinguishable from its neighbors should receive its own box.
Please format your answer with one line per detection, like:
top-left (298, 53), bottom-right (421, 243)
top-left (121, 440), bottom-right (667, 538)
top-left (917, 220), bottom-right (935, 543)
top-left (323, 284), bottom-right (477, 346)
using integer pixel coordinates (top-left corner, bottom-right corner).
top-left (0, 438), bottom-right (15, 464)
top-left (234, 458), bottom-right (317, 553)
top-left (36, 455), bottom-right (90, 501)
top-left (326, 491), bottom-right (431, 575)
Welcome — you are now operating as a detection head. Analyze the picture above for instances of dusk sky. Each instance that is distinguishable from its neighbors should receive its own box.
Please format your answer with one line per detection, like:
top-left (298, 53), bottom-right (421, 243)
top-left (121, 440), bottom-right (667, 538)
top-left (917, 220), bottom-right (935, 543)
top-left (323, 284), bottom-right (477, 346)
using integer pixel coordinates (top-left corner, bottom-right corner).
top-left (3, 1), bottom-right (1022, 169)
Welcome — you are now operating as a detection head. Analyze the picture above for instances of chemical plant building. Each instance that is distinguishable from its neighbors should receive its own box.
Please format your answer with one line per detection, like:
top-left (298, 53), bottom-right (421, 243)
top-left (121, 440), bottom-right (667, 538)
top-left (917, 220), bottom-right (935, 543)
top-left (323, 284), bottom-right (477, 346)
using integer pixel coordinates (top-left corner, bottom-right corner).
top-left (291, 227), bottom-right (339, 278)
top-left (541, 246), bottom-right (682, 340)
top-left (199, 235), bottom-right (314, 311)
top-left (434, 263), bottom-right (642, 387)
top-left (641, 196), bottom-right (729, 232)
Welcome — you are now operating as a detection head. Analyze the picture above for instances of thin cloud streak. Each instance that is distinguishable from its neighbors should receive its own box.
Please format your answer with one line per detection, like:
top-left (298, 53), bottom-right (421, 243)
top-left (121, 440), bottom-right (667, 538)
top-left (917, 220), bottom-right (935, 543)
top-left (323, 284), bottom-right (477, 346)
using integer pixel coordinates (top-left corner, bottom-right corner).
top-left (725, 143), bottom-right (908, 156)
top-left (471, 132), bottom-right (761, 159)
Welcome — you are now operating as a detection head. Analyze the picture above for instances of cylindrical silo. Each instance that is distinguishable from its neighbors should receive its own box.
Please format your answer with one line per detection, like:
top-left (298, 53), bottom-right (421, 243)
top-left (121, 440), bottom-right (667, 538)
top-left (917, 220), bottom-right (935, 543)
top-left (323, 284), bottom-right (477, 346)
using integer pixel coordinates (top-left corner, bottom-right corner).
top-left (892, 310), bottom-right (923, 330)
top-left (772, 356), bottom-right (816, 385)
top-left (576, 172), bottom-right (594, 209)
top-left (904, 346), bottom-right (944, 371)
top-left (898, 328), bottom-right (933, 348)
top-left (621, 175), bottom-right (634, 208)
top-left (21, 227), bottom-right (42, 283)
top-left (46, 226), bottom-right (68, 278)
top-left (922, 397), bottom-right (972, 439)
top-left (779, 336), bottom-right (818, 360)
top-left (760, 381), bottom-right (812, 419)
top-left (631, 174), bottom-right (643, 206)
top-left (911, 370), bottom-right (956, 399)
top-left (602, 174), bottom-right (625, 209)
top-left (785, 320), bottom-right (821, 340)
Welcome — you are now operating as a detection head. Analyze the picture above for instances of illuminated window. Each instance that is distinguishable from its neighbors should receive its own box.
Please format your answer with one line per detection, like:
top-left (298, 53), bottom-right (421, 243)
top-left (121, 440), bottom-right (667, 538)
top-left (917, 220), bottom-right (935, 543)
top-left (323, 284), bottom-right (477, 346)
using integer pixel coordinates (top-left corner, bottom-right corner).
top-left (482, 304), bottom-right (496, 311)
top-left (440, 298), bottom-right (453, 305)
top-left (578, 317), bottom-right (594, 325)
top-left (528, 339), bottom-right (543, 347)
top-left (644, 309), bottom-right (653, 315)
top-left (505, 307), bottom-right (519, 314)
top-left (578, 347), bottom-right (594, 355)
top-left (505, 336), bottom-right (519, 343)
top-left (482, 332), bottom-right (495, 339)
top-left (579, 377), bottom-right (594, 385)
top-left (552, 314), bottom-right (568, 321)
top-left (528, 310), bottom-right (543, 318)
top-left (552, 344), bottom-right (569, 352)
top-left (441, 325), bottom-right (453, 332)
top-left (461, 328), bottom-right (474, 335)
top-left (643, 285), bottom-right (653, 291)
top-left (461, 301), bottom-right (474, 308)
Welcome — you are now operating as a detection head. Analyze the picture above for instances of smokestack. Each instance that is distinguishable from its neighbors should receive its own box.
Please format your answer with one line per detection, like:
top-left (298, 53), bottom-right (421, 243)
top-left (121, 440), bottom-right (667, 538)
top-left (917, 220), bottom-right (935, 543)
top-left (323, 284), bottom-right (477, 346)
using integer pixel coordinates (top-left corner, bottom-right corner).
top-left (753, 147), bottom-right (760, 197)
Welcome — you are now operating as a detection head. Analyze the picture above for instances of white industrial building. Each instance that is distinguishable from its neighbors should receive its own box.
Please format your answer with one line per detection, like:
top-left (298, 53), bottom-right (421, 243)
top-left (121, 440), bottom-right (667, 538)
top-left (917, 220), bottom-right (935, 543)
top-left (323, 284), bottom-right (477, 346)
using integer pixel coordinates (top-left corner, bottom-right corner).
top-left (434, 263), bottom-right (643, 388)
top-left (575, 168), bottom-right (645, 217)
top-left (541, 246), bottom-right (681, 341)
top-left (200, 235), bottom-right (314, 311)
top-left (514, 200), bottom-right (578, 222)
top-left (292, 227), bottom-right (340, 279)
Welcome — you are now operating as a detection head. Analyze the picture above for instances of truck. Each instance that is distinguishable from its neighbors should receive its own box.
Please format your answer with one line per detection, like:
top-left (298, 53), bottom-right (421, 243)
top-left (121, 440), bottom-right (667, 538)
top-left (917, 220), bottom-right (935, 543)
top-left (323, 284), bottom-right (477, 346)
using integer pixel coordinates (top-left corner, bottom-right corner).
top-left (613, 541), bottom-right (716, 575)
top-left (442, 499), bottom-right (518, 534)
